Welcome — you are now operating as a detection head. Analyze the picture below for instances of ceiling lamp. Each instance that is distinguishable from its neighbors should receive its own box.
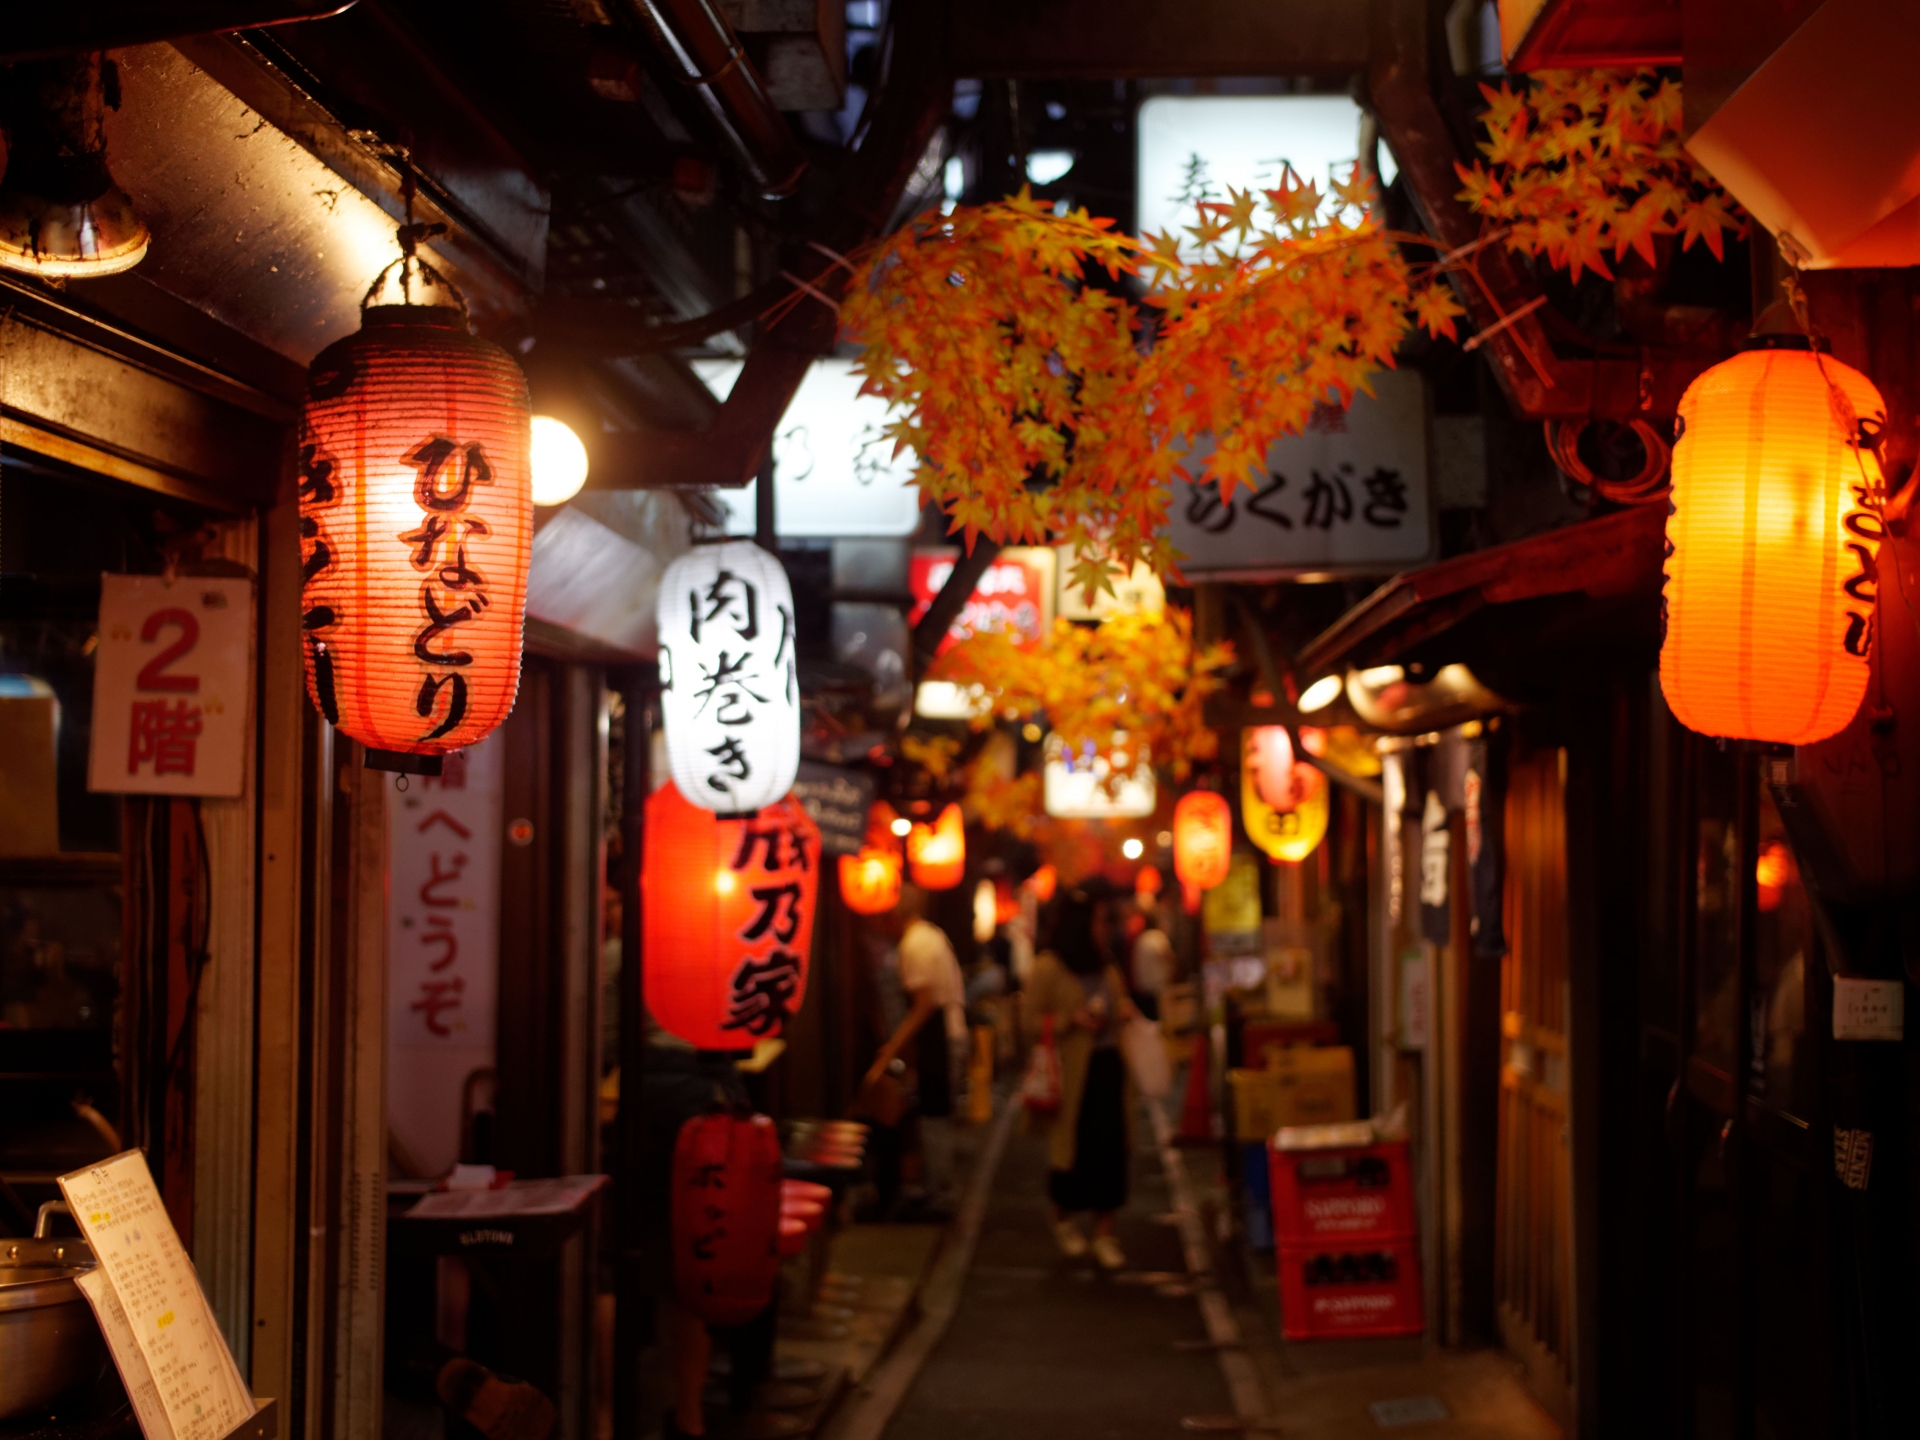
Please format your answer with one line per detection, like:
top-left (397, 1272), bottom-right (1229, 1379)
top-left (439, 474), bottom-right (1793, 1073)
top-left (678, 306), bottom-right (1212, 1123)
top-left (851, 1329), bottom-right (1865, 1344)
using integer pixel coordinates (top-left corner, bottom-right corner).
top-left (300, 255), bottom-right (532, 772)
top-left (1298, 674), bottom-right (1343, 713)
top-left (0, 56), bottom-right (148, 278)
top-left (657, 540), bottom-right (800, 813)
top-left (530, 416), bottom-right (590, 506)
top-left (1661, 336), bottom-right (1886, 744)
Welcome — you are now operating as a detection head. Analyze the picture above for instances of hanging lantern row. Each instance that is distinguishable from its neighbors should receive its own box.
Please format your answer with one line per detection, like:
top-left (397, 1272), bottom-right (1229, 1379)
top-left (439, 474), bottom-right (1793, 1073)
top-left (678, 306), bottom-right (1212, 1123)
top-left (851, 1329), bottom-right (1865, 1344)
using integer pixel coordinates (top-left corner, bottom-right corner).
top-left (1661, 336), bottom-right (1887, 746)
top-left (658, 539), bottom-right (802, 814)
top-left (643, 780), bottom-right (821, 1050)
top-left (907, 803), bottom-right (966, 890)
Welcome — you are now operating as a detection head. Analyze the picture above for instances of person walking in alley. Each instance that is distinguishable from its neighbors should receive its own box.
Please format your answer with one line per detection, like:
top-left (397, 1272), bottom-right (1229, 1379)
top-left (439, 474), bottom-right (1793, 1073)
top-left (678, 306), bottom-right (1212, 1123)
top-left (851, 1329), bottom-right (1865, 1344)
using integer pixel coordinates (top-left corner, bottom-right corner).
top-left (865, 884), bottom-right (969, 1214)
top-left (1030, 884), bottom-right (1138, 1271)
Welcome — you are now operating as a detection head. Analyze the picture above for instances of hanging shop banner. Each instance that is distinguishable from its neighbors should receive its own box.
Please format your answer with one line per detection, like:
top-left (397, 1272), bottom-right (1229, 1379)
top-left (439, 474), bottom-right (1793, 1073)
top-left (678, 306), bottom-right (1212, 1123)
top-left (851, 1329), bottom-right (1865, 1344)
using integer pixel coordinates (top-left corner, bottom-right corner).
top-left (791, 761), bottom-right (876, 857)
top-left (908, 546), bottom-right (1057, 656)
top-left (1419, 789), bottom-right (1452, 944)
top-left (387, 735), bottom-right (504, 1178)
top-left (88, 574), bottom-right (253, 798)
top-left (1464, 732), bottom-right (1507, 960)
top-left (1241, 730), bottom-right (1328, 862)
top-left (1168, 367), bottom-right (1433, 579)
top-left (1042, 733), bottom-right (1157, 819)
top-left (697, 357), bottom-right (924, 539)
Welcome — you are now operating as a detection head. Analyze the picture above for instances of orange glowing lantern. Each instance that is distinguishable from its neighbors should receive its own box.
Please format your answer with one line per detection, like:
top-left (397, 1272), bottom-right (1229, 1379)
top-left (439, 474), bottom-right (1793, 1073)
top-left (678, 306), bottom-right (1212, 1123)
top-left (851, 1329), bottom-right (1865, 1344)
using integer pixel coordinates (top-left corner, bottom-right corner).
top-left (1026, 863), bottom-right (1058, 903)
top-left (838, 848), bottom-right (902, 915)
top-left (300, 302), bottom-right (532, 769)
top-left (906, 803), bottom-right (965, 890)
top-left (644, 780), bottom-right (822, 1048)
top-left (1136, 865), bottom-right (1164, 899)
top-left (1756, 840), bottom-right (1795, 913)
top-left (1662, 337), bottom-right (1888, 745)
top-left (1173, 791), bottom-right (1232, 892)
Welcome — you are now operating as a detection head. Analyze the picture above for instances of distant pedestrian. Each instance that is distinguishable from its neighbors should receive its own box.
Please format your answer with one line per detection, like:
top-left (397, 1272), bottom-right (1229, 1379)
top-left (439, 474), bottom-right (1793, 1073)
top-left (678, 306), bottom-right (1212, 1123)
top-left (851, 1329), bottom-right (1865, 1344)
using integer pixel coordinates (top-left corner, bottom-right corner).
top-left (1029, 884), bottom-right (1138, 1270)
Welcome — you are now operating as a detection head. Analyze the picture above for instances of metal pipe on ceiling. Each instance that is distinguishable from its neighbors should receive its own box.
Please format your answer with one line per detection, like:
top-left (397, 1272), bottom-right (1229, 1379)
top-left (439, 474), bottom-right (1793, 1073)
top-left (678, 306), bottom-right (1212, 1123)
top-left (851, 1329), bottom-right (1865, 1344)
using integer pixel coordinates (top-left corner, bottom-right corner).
top-left (1, 2), bottom-right (358, 62)
top-left (621, 0), bottom-right (806, 200)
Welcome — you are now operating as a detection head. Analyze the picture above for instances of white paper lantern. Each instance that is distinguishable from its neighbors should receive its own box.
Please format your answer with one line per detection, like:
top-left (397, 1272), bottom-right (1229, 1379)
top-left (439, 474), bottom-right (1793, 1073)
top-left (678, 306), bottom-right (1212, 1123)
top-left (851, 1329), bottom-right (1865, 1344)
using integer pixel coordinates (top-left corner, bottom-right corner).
top-left (658, 540), bottom-right (800, 814)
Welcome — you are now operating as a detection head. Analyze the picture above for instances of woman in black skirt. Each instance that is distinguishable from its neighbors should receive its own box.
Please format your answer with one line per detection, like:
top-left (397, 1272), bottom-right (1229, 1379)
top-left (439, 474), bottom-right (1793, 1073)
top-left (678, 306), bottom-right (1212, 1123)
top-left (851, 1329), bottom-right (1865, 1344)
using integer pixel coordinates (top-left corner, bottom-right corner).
top-left (1028, 885), bottom-right (1139, 1271)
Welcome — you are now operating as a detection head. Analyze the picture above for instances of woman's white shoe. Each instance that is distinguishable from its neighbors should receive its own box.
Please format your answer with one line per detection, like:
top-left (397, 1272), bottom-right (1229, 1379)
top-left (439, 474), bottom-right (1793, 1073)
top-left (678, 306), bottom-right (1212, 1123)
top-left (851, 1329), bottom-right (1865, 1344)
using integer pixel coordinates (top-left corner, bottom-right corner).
top-left (1053, 1220), bottom-right (1089, 1258)
top-left (1090, 1234), bottom-right (1126, 1271)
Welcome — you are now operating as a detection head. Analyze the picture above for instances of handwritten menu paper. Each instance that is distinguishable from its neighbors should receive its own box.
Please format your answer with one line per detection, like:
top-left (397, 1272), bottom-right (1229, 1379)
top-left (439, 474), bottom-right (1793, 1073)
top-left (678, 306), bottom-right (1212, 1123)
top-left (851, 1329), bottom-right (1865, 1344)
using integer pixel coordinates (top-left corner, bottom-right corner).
top-left (59, 1151), bottom-right (254, 1440)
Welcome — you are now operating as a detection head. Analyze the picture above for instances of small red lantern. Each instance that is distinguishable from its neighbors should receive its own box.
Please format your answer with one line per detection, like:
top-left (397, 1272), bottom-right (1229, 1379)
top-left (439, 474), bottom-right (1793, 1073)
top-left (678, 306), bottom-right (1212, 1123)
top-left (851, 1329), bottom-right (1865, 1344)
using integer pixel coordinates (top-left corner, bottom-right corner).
top-left (644, 781), bottom-right (822, 1048)
top-left (994, 877), bottom-right (1020, 924)
top-left (300, 302), bottom-right (532, 764)
top-left (839, 847), bottom-right (902, 915)
top-left (1136, 865), bottom-right (1164, 900)
top-left (907, 803), bottom-right (965, 890)
top-left (1026, 863), bottom-right (1058, 903)
top-left (1181, 879), bottom-right (1203, 915)
top-left (671, 1112), bottom-right (783, 1324)
top-left (1173, 791), bottom-right (1232, 891)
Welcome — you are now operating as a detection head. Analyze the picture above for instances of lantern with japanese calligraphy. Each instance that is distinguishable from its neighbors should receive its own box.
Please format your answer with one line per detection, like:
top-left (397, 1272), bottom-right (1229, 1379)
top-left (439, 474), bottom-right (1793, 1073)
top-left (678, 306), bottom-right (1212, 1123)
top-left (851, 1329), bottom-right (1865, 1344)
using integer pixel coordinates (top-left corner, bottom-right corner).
top-left (658, 541), bottom-right (800, 813)
top-left (671, 1111), bottom-right (784, 1324)
top-left (644, 780), bottom-right (822, 1049)
top-left (838, 847), bottom-right (902, 916)
top-left (1242, 736), bottom-right (1328, 863)
top-left (1173, 791), bottom-right (1232, 892)
top-left (906, 803), bottom-right (966, 890)
top-left (299, 302), bottom-right (533, 766)
top-left (1662, 338), bottom-right (1888, 744)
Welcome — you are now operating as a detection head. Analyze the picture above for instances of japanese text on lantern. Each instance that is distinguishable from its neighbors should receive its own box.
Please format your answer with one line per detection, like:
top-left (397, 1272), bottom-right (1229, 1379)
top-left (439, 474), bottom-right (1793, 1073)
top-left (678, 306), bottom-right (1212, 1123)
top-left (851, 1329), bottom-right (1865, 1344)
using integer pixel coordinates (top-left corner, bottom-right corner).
top-left (403, 438), bottom-right (496, 740)
top-left (690, 567), bottom-right (793, 799)
top-left (722, 815), bottom-right (813, 1036)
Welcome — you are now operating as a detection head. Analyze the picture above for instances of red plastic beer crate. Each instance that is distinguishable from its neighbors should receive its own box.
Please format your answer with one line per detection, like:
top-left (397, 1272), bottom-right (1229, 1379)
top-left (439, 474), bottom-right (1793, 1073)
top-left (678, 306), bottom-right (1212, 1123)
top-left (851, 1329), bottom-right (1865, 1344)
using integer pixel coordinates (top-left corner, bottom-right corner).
top-left (1267, 1139), bottom-right (1414, 1246)
top-left (1275, 1238), bottom-right (1424, 1341)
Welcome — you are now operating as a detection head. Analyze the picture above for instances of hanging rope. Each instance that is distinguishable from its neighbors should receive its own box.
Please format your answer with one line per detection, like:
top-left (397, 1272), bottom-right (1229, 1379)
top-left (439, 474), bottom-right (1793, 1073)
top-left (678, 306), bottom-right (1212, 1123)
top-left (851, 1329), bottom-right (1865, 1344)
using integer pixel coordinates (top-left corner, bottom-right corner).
top-left (1544, 416), bottom-right (1672, 505)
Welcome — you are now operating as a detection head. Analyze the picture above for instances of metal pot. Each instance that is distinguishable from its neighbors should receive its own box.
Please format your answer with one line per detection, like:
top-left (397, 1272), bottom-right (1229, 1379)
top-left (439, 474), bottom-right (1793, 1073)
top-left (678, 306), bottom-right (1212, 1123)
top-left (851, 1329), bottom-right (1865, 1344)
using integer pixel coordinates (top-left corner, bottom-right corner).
top-left (0, 1206), bottom-right (109, 1420)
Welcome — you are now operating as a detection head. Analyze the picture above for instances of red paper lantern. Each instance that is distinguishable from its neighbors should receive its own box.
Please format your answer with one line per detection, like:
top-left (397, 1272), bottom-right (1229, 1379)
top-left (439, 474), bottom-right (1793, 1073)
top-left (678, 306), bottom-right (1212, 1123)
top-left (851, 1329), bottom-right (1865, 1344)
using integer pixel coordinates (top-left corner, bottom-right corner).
top-left (1026, 863), bottom-right (1058, 903)
top-left (671, 1112), bottom-right (783, 1324)
top-left (300, 304), bottom-right (532, 762)
top-left (644, 781), bottom-right (822, 1048)
top-left (1136, 865), bottom-right (1164, 899)
top-left (1173, 791), bottom-right (1232, 891)
top-left (907, 803), bottom-right (965, 890)
top-left (1181, 878), bottom-right (1203, 915)
top-left (1662, 339), bottom-right (1888, 744)
top-left (838, 847), bottom-right (902, 915)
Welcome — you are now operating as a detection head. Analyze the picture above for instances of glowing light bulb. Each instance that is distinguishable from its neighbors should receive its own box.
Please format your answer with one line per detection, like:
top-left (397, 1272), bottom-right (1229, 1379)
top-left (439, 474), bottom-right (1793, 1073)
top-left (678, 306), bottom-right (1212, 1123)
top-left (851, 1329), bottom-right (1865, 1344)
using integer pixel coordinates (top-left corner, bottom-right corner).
top-left (1298, 674), bottom-right (1342, 713)
top-left (1121, 837), bottom-right (1144, 860)
top-left (531, 415), bottom-right (589, 506)
top-left (890, 816), bottom-right (913, 838)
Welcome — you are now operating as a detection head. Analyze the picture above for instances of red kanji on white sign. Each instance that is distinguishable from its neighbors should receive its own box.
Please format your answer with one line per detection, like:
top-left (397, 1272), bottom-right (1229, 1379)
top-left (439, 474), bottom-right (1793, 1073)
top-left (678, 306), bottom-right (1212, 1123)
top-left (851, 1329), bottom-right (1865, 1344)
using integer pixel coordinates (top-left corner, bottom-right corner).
top-left (89, 576), bottom-right (252, 797)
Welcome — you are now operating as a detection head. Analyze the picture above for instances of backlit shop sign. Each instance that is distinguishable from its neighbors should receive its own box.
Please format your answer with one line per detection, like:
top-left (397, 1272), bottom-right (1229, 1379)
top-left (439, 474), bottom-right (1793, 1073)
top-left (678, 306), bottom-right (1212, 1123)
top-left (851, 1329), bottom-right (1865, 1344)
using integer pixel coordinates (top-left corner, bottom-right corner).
top-left (908, 547), bottom-right (1057, 655)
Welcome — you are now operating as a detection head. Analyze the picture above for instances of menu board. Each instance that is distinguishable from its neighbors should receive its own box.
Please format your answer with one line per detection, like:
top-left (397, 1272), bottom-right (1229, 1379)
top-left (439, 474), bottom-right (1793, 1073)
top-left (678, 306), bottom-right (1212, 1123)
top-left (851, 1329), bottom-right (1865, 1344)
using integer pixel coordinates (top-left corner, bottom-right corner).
top-left (59, 1150), bottom-right (254, 1440)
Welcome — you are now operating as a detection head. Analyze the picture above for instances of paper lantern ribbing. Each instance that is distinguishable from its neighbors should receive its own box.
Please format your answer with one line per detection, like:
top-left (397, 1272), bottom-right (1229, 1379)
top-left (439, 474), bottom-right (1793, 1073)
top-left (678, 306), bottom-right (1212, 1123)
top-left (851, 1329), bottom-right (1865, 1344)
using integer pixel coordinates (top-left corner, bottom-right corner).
top-left (907, 804), bottom-right (966, 890)
top-left (644, 781), bottom-right (821, 1049)
top-left (839, 847), bottom-right (902, 915)
top-left (1173, 791), bottom-right (1232, 891)
top-left (1661, 339), bottom-right (1887, 745)
top-left (299, 305), bottom-right (533, 758)
top-left (658, 541), bottom-right (800, 813)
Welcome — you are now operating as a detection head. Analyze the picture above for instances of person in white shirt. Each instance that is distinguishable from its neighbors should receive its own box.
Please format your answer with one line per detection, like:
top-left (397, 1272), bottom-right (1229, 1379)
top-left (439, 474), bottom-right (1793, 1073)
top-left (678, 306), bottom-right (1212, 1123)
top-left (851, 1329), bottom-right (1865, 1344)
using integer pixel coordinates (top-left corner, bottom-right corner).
top-left (865, 884), bottom-right (968, 1211)
top-left (1129, 906), bottom-right (1174, 1022)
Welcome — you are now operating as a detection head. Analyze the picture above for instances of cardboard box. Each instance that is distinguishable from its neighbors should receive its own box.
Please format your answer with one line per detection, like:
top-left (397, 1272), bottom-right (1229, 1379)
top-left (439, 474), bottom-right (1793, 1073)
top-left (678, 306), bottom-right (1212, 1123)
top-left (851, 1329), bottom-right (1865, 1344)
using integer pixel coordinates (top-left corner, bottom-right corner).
top-left (1227, 1046), bottom-right (1356, 1140)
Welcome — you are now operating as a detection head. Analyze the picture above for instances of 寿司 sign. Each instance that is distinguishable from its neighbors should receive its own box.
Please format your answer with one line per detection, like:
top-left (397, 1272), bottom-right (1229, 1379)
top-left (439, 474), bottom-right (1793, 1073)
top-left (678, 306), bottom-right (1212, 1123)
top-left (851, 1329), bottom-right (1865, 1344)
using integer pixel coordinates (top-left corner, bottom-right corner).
top-left (908, 546), bottom-right (1057, 655)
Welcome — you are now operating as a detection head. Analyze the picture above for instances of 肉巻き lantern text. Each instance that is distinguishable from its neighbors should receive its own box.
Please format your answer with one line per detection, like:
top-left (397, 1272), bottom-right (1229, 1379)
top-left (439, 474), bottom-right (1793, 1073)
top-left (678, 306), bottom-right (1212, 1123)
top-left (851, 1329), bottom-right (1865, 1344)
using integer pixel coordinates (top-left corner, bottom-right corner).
top-left (658, 541), bottom-right (801, 813)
